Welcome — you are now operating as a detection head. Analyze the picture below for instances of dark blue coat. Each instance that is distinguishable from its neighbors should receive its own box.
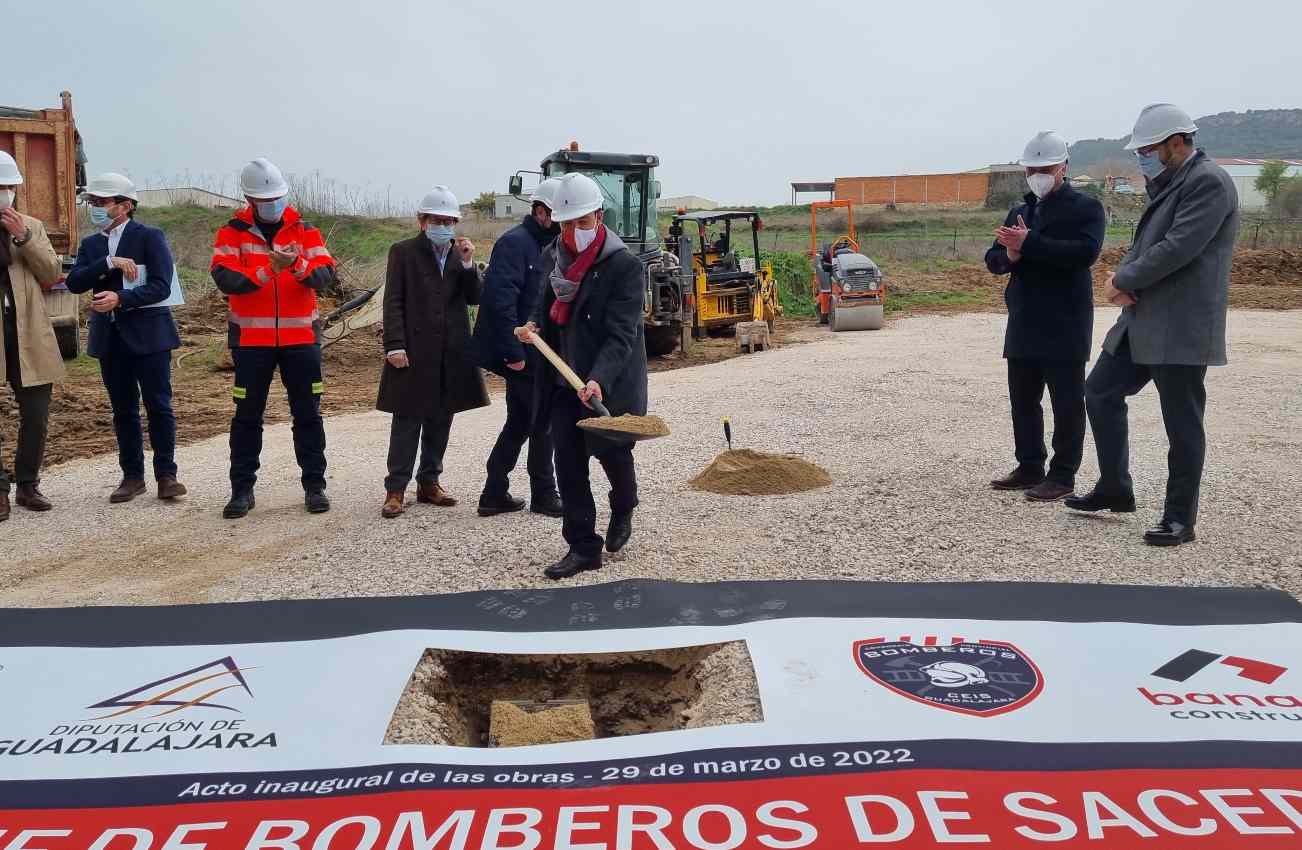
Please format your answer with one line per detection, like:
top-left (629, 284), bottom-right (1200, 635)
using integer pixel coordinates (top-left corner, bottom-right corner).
top-left (985, 183), bottom-right (1105, 363)
top-left (472, 214), bottom-right (557, 376)
top-left (65, 219), bottom-right (181, 358)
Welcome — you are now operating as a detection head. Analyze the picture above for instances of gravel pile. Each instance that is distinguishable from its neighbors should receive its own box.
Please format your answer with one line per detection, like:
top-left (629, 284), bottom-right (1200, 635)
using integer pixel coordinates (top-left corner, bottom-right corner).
top-left (1, 309), bottom-right (1299, 608)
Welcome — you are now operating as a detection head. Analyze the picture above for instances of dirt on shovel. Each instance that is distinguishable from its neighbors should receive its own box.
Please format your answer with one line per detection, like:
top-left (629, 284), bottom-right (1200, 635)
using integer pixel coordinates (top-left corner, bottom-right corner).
top-left (578, 414), bottom-right (670, 438)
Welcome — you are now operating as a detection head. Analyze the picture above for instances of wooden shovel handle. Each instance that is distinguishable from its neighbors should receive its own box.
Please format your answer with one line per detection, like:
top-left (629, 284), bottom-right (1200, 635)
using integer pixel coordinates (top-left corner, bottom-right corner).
top-left (519, 327), bottom-right (585, 392)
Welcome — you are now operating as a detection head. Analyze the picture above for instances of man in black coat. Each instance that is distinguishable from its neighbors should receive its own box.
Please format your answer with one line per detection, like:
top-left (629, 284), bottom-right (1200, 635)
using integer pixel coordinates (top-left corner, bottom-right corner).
top-left (985, 132), bottom-right (1105, 502)
top-left (472, 179), bottom-right (562, 518)
top-left (518, 173), bottom-right (649, 580)
top-left (376, 187), bottom-right (489, 519)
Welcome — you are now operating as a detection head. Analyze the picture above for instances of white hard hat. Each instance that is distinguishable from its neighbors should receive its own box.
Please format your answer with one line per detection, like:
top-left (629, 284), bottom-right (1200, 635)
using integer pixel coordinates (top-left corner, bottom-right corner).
top-left (417, 185), bottom-right (460, 218)
top-left (1124, 103), bottom-right (1198, 151)
top-left (1017, 130), bottom-right (1069, 167)
top-left (550, 173), bottom-right (603, 223)
top-left (530, 177), bottom-right (562, 210)
top-left (0, 151), bottom-right (23, 186)
top-left (84, 172), bottom-right (138, 202)
top-left (240, 157), bottom-right (289, 199)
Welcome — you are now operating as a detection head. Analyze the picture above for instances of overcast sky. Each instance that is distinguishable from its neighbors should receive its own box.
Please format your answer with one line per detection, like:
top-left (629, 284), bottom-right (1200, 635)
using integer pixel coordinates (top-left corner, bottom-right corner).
top-left (10, 0), bottom-right (1300, 209)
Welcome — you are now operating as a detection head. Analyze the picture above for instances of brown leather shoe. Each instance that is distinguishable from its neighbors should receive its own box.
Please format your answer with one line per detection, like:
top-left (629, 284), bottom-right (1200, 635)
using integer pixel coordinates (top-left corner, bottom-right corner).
top-left (110, 478), bottom-right (148, 503)
top-left (990, 467), bottom-right (1045, 491)
top-left (157, 476), bottom-right (188, 500)
top-left (416, 482), bottom-right (457, 507)
top-left (15, 483), bottom-right (52, 511)
top-left (1025, 480), bottom-right (1073, 502)
top-left (381, 491), bottom-right (406, 518)
top-left (0, 492), bottom-right (10, 522)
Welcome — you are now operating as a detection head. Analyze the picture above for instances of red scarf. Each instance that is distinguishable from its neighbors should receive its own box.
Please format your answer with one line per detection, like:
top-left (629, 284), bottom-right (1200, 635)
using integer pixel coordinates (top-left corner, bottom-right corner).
top-left (549, 226), bottom-right (606, 326)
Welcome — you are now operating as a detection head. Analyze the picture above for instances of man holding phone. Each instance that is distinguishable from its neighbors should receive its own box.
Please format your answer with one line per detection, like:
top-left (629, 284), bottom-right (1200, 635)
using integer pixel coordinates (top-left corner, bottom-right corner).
top-left (65, 173), bottom-right (185, 503)
top-left (211, 158), bottom-right (337, 518)
top-left (376, 186), bottom-right (488, 519)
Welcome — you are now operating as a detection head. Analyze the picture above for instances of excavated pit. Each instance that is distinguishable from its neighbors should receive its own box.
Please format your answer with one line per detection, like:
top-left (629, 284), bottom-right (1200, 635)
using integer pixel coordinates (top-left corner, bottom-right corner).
top-left (384, 641), bottom-right (762, 748)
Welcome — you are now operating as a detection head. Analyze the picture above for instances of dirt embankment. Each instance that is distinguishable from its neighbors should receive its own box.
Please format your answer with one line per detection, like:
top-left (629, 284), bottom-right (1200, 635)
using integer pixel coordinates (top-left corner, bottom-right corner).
top-left (883, 247), bottom-right (1302, 314)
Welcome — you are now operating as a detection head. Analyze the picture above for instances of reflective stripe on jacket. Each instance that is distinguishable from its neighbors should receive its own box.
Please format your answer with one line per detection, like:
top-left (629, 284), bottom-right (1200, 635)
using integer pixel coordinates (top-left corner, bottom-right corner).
top-left (210, 205), bottom-right (336, 348)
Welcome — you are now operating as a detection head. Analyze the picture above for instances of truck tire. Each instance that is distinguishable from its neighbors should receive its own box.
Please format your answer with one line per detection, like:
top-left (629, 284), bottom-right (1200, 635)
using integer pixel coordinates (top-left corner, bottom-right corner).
top-left (54, 321), bottom-right (80, 360)
top-left (644, 324), bottom-right (679, 358)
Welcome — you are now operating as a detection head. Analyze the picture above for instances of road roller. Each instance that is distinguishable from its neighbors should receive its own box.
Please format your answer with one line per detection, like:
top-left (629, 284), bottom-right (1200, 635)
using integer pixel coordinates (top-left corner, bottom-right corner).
top-left (808, 200), bottom-right (885, 331)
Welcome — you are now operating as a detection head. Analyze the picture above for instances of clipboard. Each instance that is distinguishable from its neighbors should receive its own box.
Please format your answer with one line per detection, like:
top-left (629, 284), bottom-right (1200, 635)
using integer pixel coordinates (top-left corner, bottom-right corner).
top-left (123, 264), bottom-right (186, 308)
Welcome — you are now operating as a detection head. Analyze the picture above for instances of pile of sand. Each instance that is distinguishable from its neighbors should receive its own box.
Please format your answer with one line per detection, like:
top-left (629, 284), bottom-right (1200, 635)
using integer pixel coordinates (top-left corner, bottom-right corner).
top-left (689, 449), bottom-right (832, 496)
top-left (489, 701), bottom-right (596, 747)
top-left (578, 414), bottom-right (670, 437)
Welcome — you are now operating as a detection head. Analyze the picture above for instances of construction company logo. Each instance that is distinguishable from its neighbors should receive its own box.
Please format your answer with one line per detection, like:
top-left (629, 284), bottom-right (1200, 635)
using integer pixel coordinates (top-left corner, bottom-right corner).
top-left (0, 656), bottom-right (278, 759)
top-left (85, 655), bottom-right (255, 720)
top-left (854, 636), bottom-right (1043, 718)
top-left (1140, 649), bottom-right (1301, 723)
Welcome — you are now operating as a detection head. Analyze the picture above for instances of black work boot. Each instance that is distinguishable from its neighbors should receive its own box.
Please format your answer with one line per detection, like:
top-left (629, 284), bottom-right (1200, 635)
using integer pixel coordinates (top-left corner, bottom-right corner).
top-left (606, 511), bottom-right (633, 553)
top-left (529, 492), bottom-right (564, 518)
top-left (223, 490), bottom-right (255, 519)
top-left (478, 493), bottom-right (526, 517)
top-left (305, 488), bottom-right (331, 514)
top-left (544, 551), bottom-right (602, 581)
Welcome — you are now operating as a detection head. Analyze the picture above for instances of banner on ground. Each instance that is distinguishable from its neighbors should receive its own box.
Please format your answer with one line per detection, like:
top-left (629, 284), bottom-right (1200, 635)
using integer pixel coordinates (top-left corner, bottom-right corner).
top-left (2, 580), bottom-right (1301, 848)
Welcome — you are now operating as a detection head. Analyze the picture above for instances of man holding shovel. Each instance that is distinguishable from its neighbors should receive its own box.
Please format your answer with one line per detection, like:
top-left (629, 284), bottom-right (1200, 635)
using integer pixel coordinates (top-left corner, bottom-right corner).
top-left (516, 173), bottom-right (648, 580)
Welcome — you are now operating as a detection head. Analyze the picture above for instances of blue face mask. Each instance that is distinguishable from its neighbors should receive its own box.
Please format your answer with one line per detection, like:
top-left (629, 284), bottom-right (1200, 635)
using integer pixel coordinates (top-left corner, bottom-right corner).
top-left (89, 205), bottom-right (111, 226)
top-left (425, 224), bottom-right (455, 247)
top-left (1136, 150), bottom-right (1166, 180)
top-left (255, 197), bottom-right (288, 222)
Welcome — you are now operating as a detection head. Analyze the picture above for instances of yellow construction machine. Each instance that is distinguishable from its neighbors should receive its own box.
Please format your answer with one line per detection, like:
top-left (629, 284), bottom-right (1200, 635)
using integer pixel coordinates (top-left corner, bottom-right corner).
top-left (667, 210), bottom-right (780, 338)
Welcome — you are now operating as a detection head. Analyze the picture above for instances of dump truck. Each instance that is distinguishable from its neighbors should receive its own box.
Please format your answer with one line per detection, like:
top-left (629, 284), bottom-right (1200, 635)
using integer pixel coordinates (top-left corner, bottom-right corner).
top-left (510, 144), bottom-right (690, 357)
top-left (0, 91), bottom-right (87, 359)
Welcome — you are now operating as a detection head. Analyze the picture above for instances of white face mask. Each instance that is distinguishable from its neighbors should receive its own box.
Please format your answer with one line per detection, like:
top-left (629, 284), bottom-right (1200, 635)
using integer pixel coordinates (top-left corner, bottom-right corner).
top-left (0, 189), bottom-right (13, 209)
top-left (573, 225), bottom-right (598, 252)
top-left (1026, 172), bottom-right (1057, 199)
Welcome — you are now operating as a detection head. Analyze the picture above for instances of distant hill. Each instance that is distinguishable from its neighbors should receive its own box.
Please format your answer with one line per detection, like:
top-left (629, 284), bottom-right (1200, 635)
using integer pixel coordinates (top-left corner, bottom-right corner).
top-left (1068, 109), bottom-right (1302, 173)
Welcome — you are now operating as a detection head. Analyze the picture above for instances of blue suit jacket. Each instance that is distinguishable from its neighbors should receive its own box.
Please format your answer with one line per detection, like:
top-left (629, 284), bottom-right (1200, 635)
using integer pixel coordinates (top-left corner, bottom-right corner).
top-left (65, 219), bottom-right (181, 358)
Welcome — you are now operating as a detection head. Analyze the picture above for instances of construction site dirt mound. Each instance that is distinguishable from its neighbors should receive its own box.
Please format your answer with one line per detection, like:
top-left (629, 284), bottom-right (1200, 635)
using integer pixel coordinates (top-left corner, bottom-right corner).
top-left (689, 449), bottom-right (832, 496)
top-left (577, 414), bottom-right (670, 438)
top-left (1095, 247), bottom-right (1302, 310)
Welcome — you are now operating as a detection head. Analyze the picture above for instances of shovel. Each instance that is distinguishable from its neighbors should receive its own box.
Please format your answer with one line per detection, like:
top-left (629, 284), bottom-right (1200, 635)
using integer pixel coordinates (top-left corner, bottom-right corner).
top-left (519, 327), bottom-right (668, 443)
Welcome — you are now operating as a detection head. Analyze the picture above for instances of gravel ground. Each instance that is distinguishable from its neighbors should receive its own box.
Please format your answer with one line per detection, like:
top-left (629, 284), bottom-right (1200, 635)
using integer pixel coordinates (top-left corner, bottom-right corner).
top-left (2, 308), bottom-right (1299, 608)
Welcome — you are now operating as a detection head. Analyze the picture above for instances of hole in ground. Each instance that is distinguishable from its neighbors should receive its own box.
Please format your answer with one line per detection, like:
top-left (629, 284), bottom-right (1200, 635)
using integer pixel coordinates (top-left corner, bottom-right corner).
top-left (383, 641), bottom-right (763, 748)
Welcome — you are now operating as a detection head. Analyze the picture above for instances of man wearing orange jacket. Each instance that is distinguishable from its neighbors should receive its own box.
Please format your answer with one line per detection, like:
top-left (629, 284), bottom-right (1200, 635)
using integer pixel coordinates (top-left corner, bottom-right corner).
top-left (210, 158), bottom-right (337, 518)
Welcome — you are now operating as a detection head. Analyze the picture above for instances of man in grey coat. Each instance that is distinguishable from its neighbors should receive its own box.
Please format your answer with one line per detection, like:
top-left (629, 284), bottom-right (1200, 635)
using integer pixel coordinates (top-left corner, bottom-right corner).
top-left (1066, 104), bottom-right (1240, 547)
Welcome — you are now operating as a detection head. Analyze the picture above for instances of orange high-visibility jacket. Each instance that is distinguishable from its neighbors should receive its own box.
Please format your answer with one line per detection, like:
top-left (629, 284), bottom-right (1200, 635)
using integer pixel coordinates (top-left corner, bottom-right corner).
top-left (210, 205), bottom-right (336, 348)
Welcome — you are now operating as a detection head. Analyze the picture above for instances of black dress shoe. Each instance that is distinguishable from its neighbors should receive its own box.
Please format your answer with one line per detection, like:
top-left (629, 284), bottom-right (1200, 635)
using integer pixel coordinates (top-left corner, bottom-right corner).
top-left (1144, 520), bottom-right (1196, 547)
top-left (1064, 488), bottom-right (1136, 513)
top-left (479, 493), bottom-right (526, 517)
top-left (529, 493), bottom-right (564, 518)
top-left (990, 467), bottom-right (1044, 490)
top-left (606, 512), bottom-right (633, 553)
top-left (223, 490), bottom-right (255, 519)
top-left (544, 551), bottom-right (602, 580)
top-left (305, 489), bottom-right (331, 514)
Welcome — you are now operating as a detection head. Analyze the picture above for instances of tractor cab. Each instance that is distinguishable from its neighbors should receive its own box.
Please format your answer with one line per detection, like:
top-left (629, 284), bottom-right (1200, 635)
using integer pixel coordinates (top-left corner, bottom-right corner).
top-left (509, 144), bottom-right (688, 357)
top-left (511, 147), bottom-right (661, 255)
top-left (671, 211), bottom-right (780, 337)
